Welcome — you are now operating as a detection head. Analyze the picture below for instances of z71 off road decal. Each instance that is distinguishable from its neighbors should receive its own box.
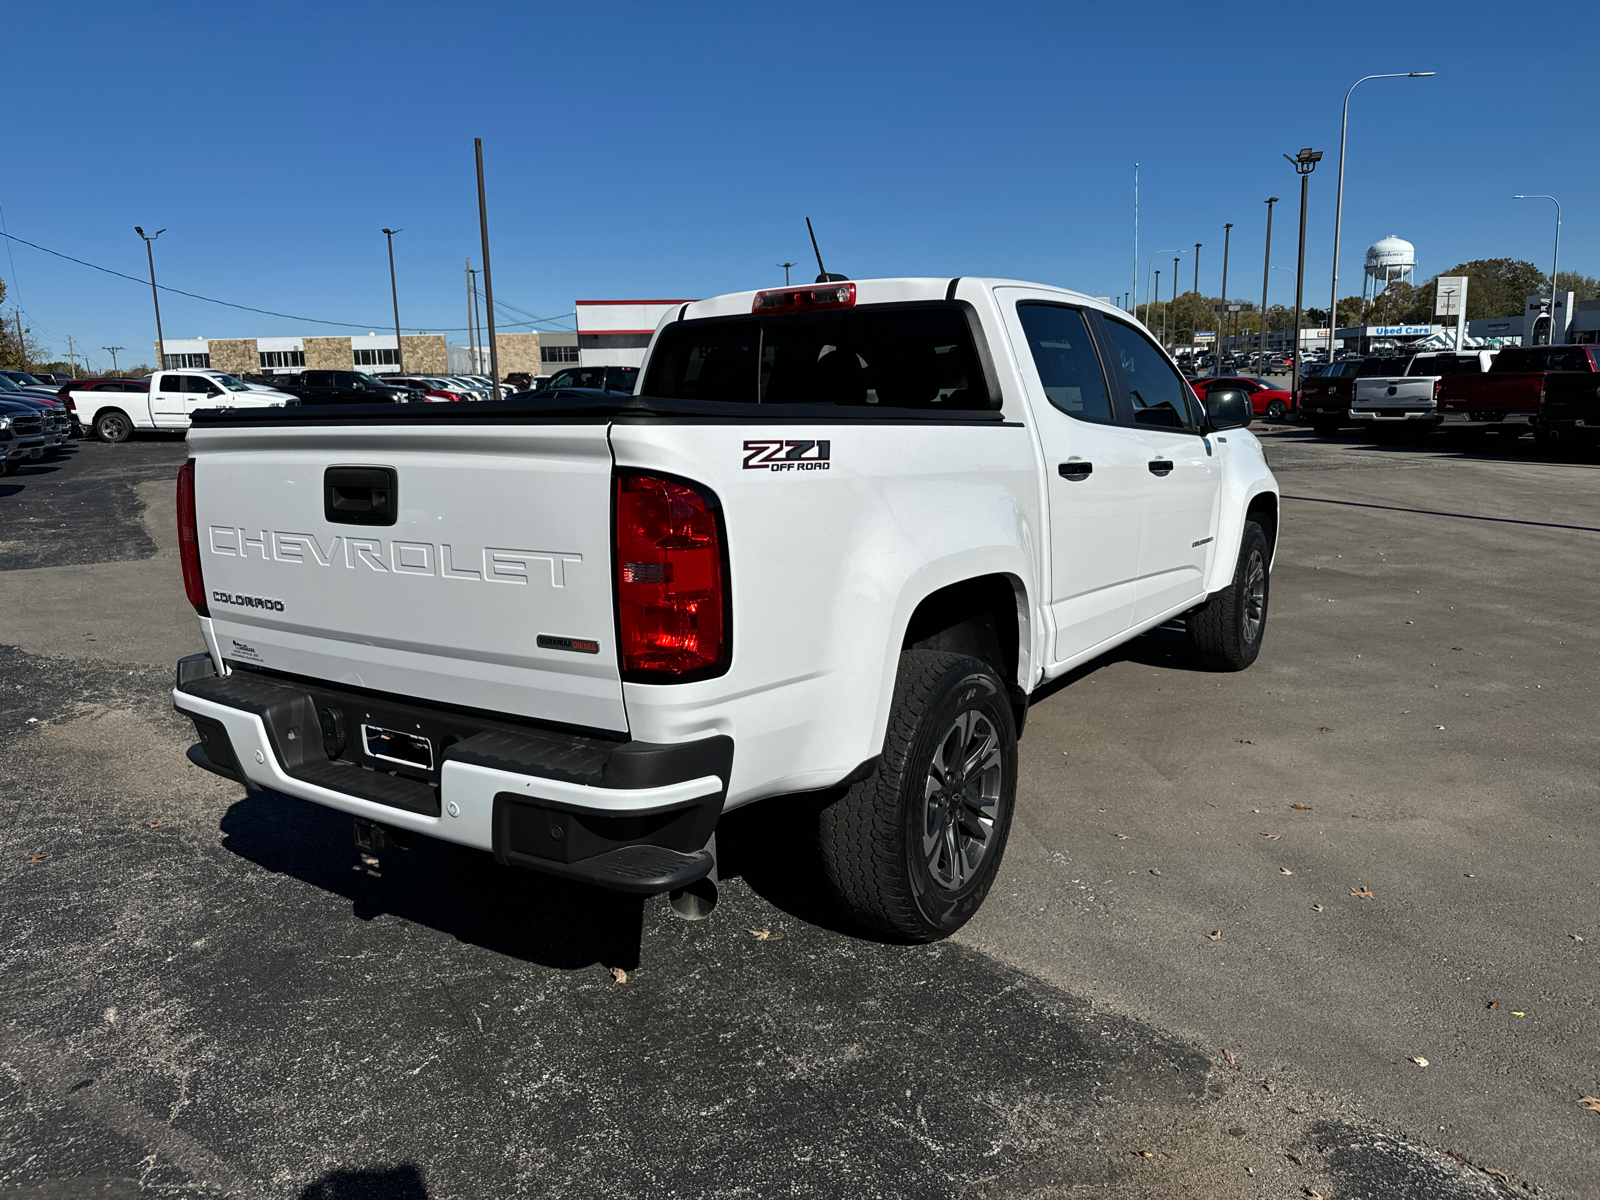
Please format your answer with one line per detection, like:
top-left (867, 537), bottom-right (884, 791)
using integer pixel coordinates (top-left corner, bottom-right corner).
top-left (742, 439), bottom-right (831, 471)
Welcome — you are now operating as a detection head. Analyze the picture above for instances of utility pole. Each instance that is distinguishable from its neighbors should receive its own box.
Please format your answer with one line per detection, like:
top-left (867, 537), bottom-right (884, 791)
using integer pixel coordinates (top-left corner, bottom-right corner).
top-left (1259, 198), bottom-right (1278, 372)
top-left (1284, 148), bottom-right (1323, 401)
top-left (13, 310), bottom-right (27, 372)
top-left (134, 227), bottom-right (166, 370)
top-left (382, 228), bottom-right (405, 374)
top-left (1217, 224), bottom-right (1232, 376)
top-left (777, 262), bottom-right (796, 285)
top-left (102, 346), bottom-right (123, 374)
top-left (469, 268), bottom-right (483, 372)
top-left (474, 138), bottom-right (499, 390)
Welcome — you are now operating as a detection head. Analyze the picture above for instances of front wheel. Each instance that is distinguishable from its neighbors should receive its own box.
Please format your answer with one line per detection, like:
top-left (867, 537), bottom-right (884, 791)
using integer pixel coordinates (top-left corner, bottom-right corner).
top-left (819, 651), bottom-right (1018, 941)
top-left (94, 410), bottom-right (132, 443)
top-left (1265, 399), bottom-right (1287, 420)
top-left (1187, 521), bottom-right (1269, 671)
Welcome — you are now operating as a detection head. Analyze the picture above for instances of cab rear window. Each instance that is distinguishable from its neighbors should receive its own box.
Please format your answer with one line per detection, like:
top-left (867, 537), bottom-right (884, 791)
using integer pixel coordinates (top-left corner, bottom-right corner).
top-left (643, 303), bottom-right (993, 409)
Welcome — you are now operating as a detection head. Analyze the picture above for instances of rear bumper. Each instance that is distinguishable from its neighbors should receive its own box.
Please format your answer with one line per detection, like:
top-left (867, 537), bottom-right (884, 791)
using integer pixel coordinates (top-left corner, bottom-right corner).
top-left (1439, 412), bottom-right (1536, 427)
top-left (1350, 408), bottom-right (1439, 423)
top-left (173, 655), bottom-right (730, 894)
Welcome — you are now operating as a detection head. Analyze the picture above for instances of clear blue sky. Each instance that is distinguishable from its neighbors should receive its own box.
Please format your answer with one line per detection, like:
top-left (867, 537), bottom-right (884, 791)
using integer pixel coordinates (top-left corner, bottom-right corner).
top-left (3, 0), bottom-right (1592, 371)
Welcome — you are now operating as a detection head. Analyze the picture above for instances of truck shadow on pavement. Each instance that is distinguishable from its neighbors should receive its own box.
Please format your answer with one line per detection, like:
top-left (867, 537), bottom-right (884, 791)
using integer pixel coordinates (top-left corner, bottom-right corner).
top-left (297, 1163), bottom-right (429, 1200)
top-left (219, 791), bottom-right (653, 972)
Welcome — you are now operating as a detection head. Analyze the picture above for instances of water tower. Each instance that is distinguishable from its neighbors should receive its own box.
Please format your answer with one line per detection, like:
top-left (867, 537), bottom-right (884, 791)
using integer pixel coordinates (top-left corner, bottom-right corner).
top-left (1363, 235), bottom-right (1416, 309)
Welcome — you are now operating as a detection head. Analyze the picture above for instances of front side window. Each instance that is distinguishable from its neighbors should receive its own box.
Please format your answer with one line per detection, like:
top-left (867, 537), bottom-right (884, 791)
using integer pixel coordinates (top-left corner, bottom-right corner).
top-left (1015, 304), bottom-right (1112, 422)
top-left (1102, 320), bottom-right (1193, 429)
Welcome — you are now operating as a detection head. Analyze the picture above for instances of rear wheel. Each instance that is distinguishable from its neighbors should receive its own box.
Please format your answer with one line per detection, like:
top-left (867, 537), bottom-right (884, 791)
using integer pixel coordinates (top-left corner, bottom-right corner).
top-left (94, 409), bottom-right (132, 443)
top-left (1187, 521), bottom-right (1269, 672)
top-left (819, 650), bottom-right (1018, 942)
top-left (1265, 399), bottom-right (1287, 420)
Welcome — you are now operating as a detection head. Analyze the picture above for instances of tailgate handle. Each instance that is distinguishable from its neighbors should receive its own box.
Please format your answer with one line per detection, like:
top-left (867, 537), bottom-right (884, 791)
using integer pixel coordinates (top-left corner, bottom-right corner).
top-left (324, 466), bottom-right (398, 526)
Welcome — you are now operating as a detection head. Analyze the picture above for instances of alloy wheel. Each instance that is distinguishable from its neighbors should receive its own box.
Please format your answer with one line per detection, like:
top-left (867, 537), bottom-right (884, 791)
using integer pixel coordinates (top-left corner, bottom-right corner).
top-left (921, 709), bottom-right (1005, 892)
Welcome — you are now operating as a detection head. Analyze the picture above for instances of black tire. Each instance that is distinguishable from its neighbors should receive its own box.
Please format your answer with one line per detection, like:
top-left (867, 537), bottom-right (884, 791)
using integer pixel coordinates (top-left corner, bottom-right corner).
top-left (1265, 399), bottom-right (1287, 420)
top-left (1312, 420), bottom-right (1340, 438)
top-left (1186, 521), bottom-right (1269, 672)
top-left (819, 650), bottom-right (1018, 941)
top-left (94, 409), bottom-right (132, 443)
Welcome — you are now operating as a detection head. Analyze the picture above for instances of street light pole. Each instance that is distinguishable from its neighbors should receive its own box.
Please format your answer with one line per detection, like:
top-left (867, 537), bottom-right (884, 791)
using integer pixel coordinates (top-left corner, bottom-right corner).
top-left (134, 226), bottom-right (166, 370)
top-left (1153, 270), bottom-right (1161, 334)
top-left (1514, 194), bottom-right (1561, 341)
top-left (1216, 225), bottom-right (1232, 376)
top-left (382, 228), bottom-right (405, 374)
top-left (1285, 148), bottom-right (1322, 402)
top-left (1328, 71), bottom-right (1433, 365)
top-left (1259, 198), bottom-right (1278, 374)
top-left (1171, 255), bottom-right (1180, 346)
top-left (474, 137), bottom-right (500, 391)
top-left (1144, 249), bottom-right (1182, 326)
top-left (1193, 243), bottom-right (1201, 298)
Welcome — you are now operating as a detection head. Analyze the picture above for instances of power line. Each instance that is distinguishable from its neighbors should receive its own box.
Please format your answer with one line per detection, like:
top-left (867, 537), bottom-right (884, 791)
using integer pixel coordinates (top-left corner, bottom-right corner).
top-left (0, 229), bottom-right (574, 334)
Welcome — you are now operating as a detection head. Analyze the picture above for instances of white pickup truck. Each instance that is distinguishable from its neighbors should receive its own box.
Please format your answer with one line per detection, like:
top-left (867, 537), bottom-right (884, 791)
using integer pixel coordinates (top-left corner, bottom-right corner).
top-left (1349, 350), bottom-right (1497, 434)
top-left (67, 369), bottom-right (294, 442)
top-left (171, 278), bottom-right (1280, 940)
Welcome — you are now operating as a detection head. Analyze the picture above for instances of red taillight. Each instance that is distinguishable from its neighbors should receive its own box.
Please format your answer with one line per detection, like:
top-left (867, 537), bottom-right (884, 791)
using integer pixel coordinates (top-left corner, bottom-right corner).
top-left (615, 473), bottom-right (727, 678)
top-left (1434, 378), bottom-right (1442, 402)
top-left (752, 281), bottom-right (856, 313)
top-left (176, 459), bottom-right (208, 615)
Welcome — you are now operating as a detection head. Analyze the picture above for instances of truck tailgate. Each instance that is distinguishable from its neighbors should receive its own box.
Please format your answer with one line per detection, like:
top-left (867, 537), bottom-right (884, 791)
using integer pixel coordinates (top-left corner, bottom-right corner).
top-left (188, 422), bottom-right (625, 732)
top-left (1354, 377), bottom-right (1433, 408)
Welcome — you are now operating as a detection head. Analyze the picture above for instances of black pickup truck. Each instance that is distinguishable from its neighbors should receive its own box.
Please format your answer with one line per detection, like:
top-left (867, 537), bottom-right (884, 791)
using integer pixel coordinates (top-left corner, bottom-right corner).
top-left (277, 370), bottom-right (420, 405)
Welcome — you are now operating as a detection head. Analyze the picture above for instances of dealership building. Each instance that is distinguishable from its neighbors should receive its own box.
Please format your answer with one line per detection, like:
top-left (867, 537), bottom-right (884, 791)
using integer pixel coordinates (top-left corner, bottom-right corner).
top-left (157, 329), bottom-right (577, 377)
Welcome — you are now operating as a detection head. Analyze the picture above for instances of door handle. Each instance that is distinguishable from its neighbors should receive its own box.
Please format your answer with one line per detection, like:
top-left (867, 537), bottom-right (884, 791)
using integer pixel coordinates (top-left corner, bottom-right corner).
top-left (1147, 460), bottom-right (1174, 476)
top-left (1058, 461), bottom-right (1093, 480)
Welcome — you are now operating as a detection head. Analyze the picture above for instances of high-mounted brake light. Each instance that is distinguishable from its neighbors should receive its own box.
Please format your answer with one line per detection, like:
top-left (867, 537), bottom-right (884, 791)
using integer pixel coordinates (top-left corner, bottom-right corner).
top-left (176, 459), bottom-right (208, 616)
top-left (752, 282), bottom-right (856, 314)
top-left (615, 473), bottom-right (727, 678)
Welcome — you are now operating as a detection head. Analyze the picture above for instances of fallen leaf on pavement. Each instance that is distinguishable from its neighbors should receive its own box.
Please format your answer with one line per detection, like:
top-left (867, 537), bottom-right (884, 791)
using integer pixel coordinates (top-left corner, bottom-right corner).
top-left (1487, 1002), bottom-right (1499, 1010)
top-left (1317, 726), bottom-right (1333, 733)
top-left (1206, 930), bottom-right (1222, 942)
top-left (1572, 934), bottom-right (1585, 943)
top-left (1280, 867), bottom-right (1294, 875)
top-left (1129, 1150), bottom-right (1153, 1159)
top-left (1579, 1096), bottom-right (1600, 1112)
top-left (1312, 904), bottom-right (1324, 912)
top-left (1511, 1011), bottom-right (1525, 1017)
top-left (609, 967), bottom-right (628, 984)
top-left (1290, 803), bottom-right (1312, 811)
top-left (1262, 833), bottom-right (1281, 840)
top-left (1409, 1056), bottom-right (1429, 1068)
top-left (1482, 1168), bottom-right (1510, 1185)
top-left (26, 851), bottom-right (48, 865)
top-left (1436, 725), bottom-right (1446, 731)
top-left (1305, 1190), bottom-right (1325, 1200)
top-left (25, 717), bottom-right (38, 724)
top-left (1286, 1153), bottom-right (1302, 1166)
top-left (1236, 738), bottom-right (1252, 744)
top-left (147, 819), bottom-right (167, 829)
top-left (1116, 833), bottom-right (1128, 840)
top-left (747, 928), bottom-right (781, 941)
top-left (1349, 887), bottom-right (1374, 899)
top-left (1223, 1049), bottom-right (1236, 1065)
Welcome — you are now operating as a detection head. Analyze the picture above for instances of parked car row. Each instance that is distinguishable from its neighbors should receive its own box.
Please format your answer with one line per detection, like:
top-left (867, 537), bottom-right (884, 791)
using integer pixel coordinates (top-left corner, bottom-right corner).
top-left (1298, 344), bottom-right (1600, 447)
top-left (0, 371), bottom-right (74, 473)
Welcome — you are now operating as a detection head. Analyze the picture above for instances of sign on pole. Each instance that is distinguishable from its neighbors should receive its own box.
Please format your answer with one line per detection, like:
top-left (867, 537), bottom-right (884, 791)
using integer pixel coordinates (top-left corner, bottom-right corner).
top-left (1436, 275), bottom-right (1469, 350)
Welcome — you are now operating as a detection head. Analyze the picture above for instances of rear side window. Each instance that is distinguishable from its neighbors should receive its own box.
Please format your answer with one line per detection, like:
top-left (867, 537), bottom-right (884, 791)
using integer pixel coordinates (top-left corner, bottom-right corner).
top-left (1101, 319), bottom-right (1193, 429)
top-left (643, 303), bottom-right (991, 409)
top-left (1015, 304), bottom-right (1112, 422)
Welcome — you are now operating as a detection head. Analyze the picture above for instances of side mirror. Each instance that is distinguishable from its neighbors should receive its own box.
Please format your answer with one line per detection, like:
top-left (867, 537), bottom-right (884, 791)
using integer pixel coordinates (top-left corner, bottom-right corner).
top-left (1205, 388), bottom-right (1252, 431)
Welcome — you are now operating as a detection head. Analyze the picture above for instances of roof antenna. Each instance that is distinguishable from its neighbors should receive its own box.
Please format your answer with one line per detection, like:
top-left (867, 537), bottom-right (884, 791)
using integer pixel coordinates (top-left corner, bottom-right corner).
top-left (807, 217), bottom-right (848, 282)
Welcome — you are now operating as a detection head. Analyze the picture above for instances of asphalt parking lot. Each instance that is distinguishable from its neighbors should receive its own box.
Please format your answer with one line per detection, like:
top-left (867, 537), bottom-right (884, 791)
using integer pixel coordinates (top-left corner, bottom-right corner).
top-left (1, 426), bottom-right (1594, 1199)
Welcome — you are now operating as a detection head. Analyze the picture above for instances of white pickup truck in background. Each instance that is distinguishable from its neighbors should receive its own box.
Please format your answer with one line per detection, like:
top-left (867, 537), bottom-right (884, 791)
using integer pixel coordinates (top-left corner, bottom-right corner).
top-left (66, 369), bottom-right (295, 442)
top-left (1349, 350), bottom-right (1497, 435)
top-left (171, 277), bottom-right (1280, 940)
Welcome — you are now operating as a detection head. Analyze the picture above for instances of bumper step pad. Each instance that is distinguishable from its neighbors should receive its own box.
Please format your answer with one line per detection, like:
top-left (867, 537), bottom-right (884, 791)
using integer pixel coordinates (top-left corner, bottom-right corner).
top-left (502, 843), bottom-right (716, 894)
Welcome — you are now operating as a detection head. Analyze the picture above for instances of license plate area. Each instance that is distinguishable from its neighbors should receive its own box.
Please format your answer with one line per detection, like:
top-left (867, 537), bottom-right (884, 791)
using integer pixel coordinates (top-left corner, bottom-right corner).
top-left (362, 724), bottom-right (435, 771)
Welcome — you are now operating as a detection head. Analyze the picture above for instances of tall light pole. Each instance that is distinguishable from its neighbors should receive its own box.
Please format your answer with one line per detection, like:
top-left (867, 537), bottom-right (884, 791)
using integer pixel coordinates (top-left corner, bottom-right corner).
top-left (1259, 198), bottom-right (1278, 373)
top-left (1153, 270), bottom-right (1161, 334)
top-left (777, 262), bottom-right (797, 285)
top-left (1144, 249), bottom-right (1182, 326)
top-left (1193, 243), bottom-right (1201, 297)
top-left (465, 258), bottom-right (478, 373)
top-left (1514, 194), bottom-right (1561, 342)
top-left (1285, 148), bottom-right (1322, 401)
top-left (474, 138), bottom-right (499, 390)
top-left (134, 226), bottom-right (166, 370)
top-left (1217, 223), bottom-right (1232, 375)
top-left (382, 228), bottom-right (405, 373)
top-left (1170, 255), bottom-right (1180, 346)
top-left (1328, 72), bottom-right (1433, 362)
top-left (1133, 163), bottom-right (1139, 318)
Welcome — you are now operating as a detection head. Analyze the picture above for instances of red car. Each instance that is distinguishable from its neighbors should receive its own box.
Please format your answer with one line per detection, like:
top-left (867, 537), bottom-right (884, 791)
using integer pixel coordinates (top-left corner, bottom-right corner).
top-left (1189, 375), bottom-right (1295, 420)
